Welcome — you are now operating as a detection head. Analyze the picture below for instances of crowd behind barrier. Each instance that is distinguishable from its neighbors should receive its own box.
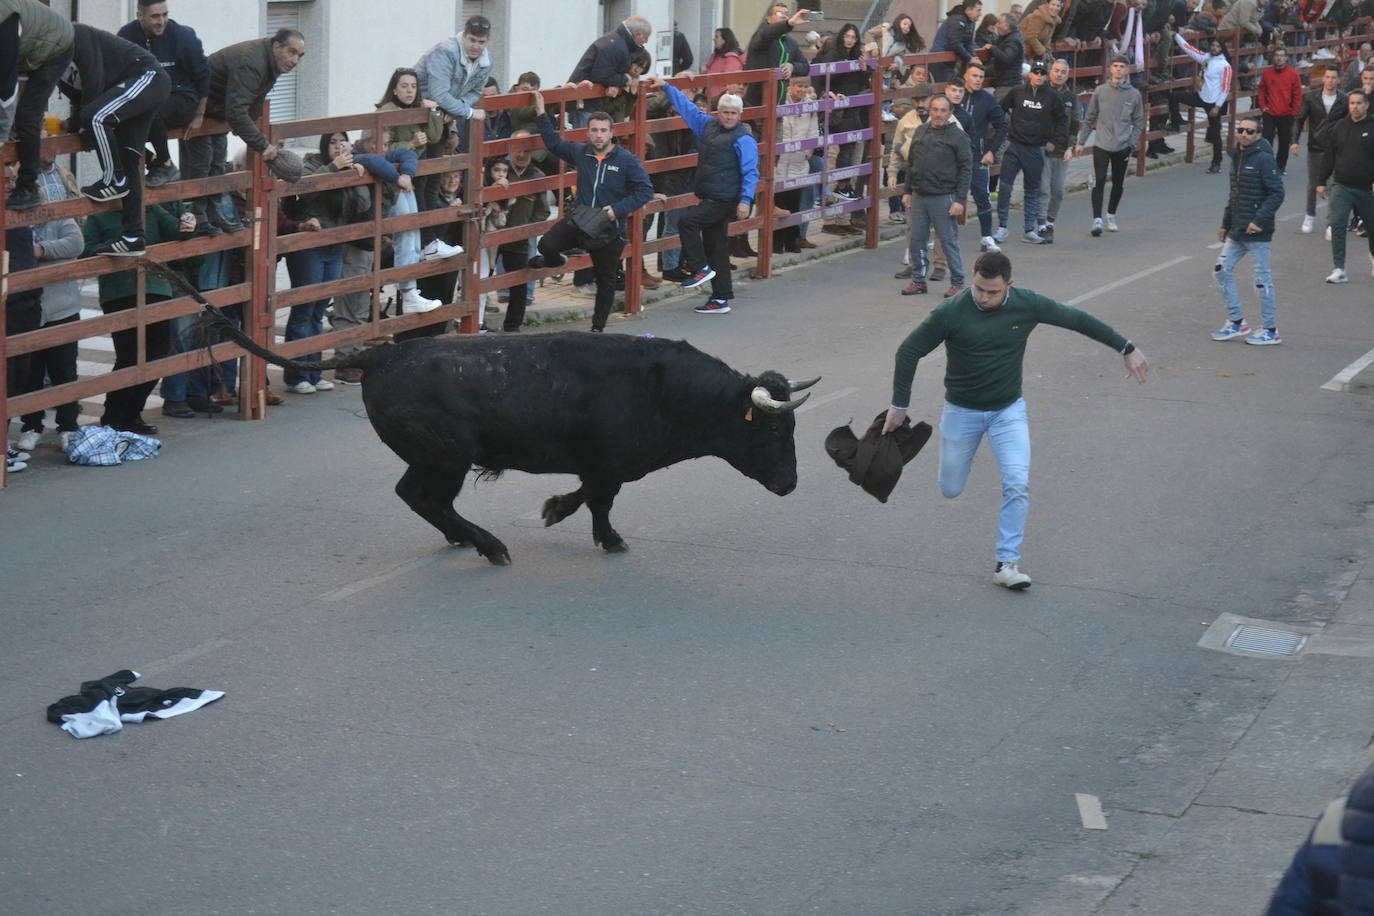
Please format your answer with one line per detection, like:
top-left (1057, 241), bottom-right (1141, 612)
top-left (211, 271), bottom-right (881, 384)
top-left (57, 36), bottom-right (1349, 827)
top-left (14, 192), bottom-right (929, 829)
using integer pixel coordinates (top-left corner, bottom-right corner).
top-left (4, 12), bottom-right (1374, 488)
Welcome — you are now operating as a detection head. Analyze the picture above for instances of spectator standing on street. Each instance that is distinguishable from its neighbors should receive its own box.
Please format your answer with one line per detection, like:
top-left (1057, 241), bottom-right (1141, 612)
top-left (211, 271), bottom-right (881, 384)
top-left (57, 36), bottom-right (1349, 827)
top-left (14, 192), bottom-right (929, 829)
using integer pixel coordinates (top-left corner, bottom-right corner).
top-left (898, 95), bottom-right (971, 298)
top-left (930, 0), bottom-right (983, 83)
top-left (1036, 58), bottom-right (1079, 241)
top-left (703, 28), bottom-right (745, 74)
top-left (654, 78), bottom-right (759, 316)
top-left (116, 0), bottom-right (210, 188)
top-left (59, 24), bottom-right (171, 257)
top-left (0, 0), bottom-right (75, 211)
top-left (1257, 47), bottom-right (1302, 173)
top-left (1170, 34), bottom-right (1232, 173)
top-left (1075, 54), bottom-right (1145, 237)
top-left (882, 250), bottom-right (1150, 590)
top-left (1291, 66), bottom-right (1346, 235)
top-left (745, 5), bottom-right (814, 108)
top-left (528, 92), bottom-right (653, 332)
top-left (958, 60), bottom-right (1008, 254)
top-left (183, 29), bottom-right (305, 235)
top-left (1211, 114), bottom-right (1284, 345)
top-left (996, 61), bottom-right (1068, 245)
top-left (416, 15), bottom-right (492, 139)
top-left (1316, 90), bottom-right (1374, 285)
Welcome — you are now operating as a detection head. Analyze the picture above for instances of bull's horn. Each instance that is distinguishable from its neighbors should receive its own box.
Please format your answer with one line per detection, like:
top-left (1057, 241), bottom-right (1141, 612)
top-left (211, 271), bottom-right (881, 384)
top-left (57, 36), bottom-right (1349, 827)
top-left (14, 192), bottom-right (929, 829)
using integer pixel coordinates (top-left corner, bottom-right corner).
top-left (787, 376), bottom-right (821, 393)
top-left (752, 386), bottom-right (811, 413)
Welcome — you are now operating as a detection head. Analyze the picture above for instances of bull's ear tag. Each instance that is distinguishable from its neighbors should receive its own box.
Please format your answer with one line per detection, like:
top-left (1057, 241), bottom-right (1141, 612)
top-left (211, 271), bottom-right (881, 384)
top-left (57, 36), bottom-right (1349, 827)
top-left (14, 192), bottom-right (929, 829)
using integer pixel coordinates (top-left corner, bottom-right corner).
top-left (744, 407), bottom-right (754, 421)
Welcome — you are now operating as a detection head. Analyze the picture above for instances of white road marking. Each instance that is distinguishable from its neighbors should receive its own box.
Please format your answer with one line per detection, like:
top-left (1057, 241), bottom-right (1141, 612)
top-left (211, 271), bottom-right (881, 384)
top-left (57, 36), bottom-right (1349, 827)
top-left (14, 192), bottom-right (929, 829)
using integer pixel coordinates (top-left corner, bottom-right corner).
top-left (794, 386), bottom-right (859, 414)
top-left (1065, 256), bottom-right (1192, 306)
top-left (315, 556), bottom-right (429, 602)
top-left (1075, 793), bottom-right (1108, 830)
top-left (1322, 347), bottom-right (1374, 392)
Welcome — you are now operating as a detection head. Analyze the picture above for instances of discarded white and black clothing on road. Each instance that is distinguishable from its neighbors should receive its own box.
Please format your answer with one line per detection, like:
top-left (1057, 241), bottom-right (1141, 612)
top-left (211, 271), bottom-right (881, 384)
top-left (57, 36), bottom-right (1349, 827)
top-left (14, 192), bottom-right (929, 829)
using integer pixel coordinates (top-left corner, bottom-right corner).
top-left (46, 669), bottom-right (224, 739)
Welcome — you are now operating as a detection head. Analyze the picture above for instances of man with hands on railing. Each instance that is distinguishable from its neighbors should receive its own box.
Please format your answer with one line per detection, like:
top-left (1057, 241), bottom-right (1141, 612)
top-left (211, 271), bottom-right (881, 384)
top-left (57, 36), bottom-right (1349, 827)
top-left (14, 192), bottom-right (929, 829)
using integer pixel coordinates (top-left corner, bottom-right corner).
top-left (526, 89), bottom-right (653, 332)
top-left (650, 74), bottom-right (758, 316)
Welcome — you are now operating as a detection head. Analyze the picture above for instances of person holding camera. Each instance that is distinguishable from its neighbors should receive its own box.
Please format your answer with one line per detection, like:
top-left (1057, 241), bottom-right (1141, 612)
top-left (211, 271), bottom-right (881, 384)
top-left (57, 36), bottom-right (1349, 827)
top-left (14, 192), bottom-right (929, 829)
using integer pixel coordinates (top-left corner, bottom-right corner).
top-left (527, 90), bottom-right (653, 332)
top-left (744, 4), bottom-right (815, 107)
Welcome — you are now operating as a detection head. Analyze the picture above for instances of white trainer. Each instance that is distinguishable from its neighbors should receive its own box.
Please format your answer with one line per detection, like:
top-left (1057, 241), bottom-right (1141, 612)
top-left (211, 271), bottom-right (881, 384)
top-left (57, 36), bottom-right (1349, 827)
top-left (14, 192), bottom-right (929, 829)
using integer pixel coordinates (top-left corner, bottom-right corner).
top-left (399, 288), bottom-right (443, 312)
top-left (1325, 225), bottom-right (1334, 241)
top-left (994, 561), bottom-right (1032, 590)
top-left (980, 236), bottom-right (1000, 252)
top-left (1106, 213), bottom-right (1119, 232)
top-left (58, 431), bottom-right (74, 452)
top-left (16, 429), bottom-right (39, 452)
top-left (420, 238), bottom-right (465, 261)
top-left (287, 380), bottom-right (316, 394)
top-left (1301, 214), bottom-right (1315, 234)
top-left (1326, 268), bottom-right (1349, 284)
top-left (312, 378), bottom-right (335, 391)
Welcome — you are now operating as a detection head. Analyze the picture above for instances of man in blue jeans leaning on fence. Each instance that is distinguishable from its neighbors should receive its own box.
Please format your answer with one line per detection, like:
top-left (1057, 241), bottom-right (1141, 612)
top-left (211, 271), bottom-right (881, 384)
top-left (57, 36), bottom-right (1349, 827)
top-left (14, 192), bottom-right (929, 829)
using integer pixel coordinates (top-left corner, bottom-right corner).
top-left (882, 250), bottom-right (1150, 590)
top-left (651, 75), bottom-right (759, 315)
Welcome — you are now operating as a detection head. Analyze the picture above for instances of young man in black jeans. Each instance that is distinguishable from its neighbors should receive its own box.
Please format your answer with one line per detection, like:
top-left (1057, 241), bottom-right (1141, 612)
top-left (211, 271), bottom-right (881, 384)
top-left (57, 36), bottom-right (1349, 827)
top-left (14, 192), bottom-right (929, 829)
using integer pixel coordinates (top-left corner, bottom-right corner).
top-left (528, 92), bottom-right (653, 332)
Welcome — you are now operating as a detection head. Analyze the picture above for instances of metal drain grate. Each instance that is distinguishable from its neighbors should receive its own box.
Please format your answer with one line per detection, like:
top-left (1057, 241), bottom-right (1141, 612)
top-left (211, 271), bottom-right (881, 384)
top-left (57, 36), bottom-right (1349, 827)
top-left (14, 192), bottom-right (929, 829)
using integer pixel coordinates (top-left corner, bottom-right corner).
top-left (1225, 625), bottom-right (1307, 656)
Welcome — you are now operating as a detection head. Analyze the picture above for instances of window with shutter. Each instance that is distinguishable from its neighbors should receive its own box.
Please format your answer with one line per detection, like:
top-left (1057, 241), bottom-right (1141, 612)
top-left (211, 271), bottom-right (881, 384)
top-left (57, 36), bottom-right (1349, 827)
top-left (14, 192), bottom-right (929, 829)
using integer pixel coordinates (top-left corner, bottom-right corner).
top-left (265, 4), bottom-right (301, 123)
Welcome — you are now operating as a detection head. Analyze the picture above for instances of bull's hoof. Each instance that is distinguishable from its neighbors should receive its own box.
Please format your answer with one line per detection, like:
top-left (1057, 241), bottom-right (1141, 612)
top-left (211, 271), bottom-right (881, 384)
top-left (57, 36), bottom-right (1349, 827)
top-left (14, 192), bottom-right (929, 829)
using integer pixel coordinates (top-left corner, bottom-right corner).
top-left (541, 497), bottom-right (562, 527)
top-left (485, 550), bottom-right (512, 566)
top-left (601, 539), bottom-right (629, 553)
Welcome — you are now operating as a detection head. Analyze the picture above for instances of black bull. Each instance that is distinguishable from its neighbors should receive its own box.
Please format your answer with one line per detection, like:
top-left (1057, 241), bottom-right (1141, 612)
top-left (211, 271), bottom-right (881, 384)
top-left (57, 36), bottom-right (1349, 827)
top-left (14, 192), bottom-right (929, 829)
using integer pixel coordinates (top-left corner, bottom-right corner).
top-left (194, 303), bottom-right (818, 565)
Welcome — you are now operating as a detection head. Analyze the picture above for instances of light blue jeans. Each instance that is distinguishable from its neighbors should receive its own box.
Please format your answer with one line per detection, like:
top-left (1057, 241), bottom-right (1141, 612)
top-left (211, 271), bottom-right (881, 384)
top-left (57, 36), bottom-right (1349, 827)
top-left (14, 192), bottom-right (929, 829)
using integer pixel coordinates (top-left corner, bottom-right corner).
top-left (1215, 237), bottom-right (1276, 331)
top-left (939, 398), bottom-right (1031, 563)
top-left (387, 189), bottom-right (420, 291)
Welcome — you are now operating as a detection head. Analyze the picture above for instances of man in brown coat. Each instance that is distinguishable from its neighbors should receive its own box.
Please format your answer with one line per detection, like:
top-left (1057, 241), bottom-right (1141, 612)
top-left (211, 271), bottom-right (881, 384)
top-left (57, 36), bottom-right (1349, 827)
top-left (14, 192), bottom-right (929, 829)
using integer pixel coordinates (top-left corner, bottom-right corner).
top-left (1020, 0), bottom-right (1061, 61)
top-left (182, 28), bottom-right (305, 234)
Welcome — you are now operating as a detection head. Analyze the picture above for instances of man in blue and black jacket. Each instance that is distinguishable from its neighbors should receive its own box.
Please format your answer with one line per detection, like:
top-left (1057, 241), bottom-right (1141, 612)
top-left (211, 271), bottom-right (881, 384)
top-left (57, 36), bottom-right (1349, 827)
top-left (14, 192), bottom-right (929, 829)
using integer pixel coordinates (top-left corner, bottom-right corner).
top-left (529, 90), bottom-right (653, 332)
top-left (117, 0), bottom-right (209, 188)
top-left (654, 77), bottom-right (759, 316)
top-left (1211, 113), bottom-right (1284, 345)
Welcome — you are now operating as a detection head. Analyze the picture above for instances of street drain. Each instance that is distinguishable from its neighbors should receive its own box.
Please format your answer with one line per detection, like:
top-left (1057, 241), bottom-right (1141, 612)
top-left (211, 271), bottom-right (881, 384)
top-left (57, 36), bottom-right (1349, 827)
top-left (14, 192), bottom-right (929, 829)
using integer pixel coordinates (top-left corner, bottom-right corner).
top-left (1225, 625), bottom-right (1307, 656)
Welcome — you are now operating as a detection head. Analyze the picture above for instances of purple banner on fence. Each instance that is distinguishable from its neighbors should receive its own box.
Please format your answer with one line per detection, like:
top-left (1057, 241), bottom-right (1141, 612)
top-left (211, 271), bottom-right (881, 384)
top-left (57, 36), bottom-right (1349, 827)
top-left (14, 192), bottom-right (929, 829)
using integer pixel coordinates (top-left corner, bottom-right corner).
top-left (775, 92), bottom-right (877, 118)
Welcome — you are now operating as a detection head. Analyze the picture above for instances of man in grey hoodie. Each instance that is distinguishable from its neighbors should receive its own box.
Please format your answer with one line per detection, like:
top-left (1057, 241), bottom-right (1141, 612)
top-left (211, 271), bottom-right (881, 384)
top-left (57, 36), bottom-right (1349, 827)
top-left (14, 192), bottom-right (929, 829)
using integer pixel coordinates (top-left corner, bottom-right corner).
top-left (1075, 54), bottom-right (1145, 237)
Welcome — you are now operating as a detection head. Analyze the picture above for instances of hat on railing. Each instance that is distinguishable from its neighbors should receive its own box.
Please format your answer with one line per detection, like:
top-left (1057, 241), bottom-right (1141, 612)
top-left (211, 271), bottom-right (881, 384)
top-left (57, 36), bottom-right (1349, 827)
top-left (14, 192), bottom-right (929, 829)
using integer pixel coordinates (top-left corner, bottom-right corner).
top-left (266, 148), bottom-right (305, 182)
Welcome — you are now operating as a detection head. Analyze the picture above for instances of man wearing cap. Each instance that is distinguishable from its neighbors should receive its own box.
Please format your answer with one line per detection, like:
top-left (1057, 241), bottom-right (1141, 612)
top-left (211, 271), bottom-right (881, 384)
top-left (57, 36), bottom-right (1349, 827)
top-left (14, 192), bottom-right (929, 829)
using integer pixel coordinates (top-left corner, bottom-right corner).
top-left (652, 76), bottom-right (759, 315)
top-left (995, 60), bottom-right (1068, 245)
top-left (416, 15), bottom-right (493, 127)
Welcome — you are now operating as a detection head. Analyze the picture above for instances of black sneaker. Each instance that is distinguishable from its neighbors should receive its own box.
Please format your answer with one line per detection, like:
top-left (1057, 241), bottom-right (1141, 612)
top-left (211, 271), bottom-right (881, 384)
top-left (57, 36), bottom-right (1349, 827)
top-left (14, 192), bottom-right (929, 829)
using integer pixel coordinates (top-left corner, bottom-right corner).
top-left (113, 418), bottom-right (159, 436)
top-left (682, 266), bottom-right (716, 289)
top-left (161, 400), bottom-right (196, 418)
top-left (81, 178), bottom-right (130, 202)
top-left (6, 185), bottom-right (40, 210)
top-left (527, 254), bottom-right (545, 270)
top-left (193, 221), bottom-right (224, 238)
top-left (894, 265), bottom-right (913, 279)
top-left (693, 299), bottom-right (731, 314)
top-left (97, 236), bottom-right (146, 257)
top-left (661, 266), bottom-right (689, 282)
top-left (145, 161), bottom-right (180, 187)
top-left (185, 396), bottom-right (225, 413)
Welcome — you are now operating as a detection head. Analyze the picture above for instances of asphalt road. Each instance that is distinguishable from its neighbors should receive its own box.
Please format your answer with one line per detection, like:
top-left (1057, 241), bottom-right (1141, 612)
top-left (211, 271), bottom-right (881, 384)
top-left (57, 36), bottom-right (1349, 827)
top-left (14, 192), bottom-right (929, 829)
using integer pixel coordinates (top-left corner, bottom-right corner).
top-left (5, 157), bottom-right (1374, 916)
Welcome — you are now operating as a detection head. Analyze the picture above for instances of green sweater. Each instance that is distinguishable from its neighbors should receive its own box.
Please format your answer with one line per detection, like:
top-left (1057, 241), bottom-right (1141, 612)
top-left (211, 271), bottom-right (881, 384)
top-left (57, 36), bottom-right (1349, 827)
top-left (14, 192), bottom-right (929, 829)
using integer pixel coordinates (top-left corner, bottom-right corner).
top-left (891, 287), bottom-right (1129, 411)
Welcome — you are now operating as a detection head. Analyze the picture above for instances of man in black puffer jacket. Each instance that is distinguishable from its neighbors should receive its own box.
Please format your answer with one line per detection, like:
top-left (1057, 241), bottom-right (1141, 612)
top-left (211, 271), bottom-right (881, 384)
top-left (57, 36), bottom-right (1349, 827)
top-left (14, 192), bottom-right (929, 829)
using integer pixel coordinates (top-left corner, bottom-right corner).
top-left (1211, 114), bottom-right (1284, 345)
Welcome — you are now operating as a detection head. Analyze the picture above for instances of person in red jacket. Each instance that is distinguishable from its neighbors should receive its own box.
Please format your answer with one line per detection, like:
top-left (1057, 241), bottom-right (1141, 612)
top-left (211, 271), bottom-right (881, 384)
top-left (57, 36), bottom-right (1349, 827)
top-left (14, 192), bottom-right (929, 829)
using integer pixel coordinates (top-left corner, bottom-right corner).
top-left (1259, 48), bottom-right (1303, 173)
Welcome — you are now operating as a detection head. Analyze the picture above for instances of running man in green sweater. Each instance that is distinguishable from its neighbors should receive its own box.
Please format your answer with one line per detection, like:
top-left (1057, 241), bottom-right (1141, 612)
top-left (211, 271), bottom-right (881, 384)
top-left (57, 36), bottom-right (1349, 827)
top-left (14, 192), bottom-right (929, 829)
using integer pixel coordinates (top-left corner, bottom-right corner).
top-left (882, 251), bottom-right (1150, 589)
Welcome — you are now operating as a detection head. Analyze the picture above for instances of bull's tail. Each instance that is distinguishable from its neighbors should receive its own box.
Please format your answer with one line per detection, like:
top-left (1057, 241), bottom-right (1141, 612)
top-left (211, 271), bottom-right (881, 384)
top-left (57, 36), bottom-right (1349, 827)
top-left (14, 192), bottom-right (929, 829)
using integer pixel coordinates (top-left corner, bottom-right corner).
top-left (140, 258), bottom-right (375, 374)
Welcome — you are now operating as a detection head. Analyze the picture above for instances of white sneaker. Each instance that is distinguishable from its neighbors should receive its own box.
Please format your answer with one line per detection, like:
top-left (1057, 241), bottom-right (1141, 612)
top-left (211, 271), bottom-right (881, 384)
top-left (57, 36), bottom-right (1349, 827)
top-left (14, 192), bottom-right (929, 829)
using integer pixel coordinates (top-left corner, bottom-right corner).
top-left (1106, 213), bottom-right (1119, 232)
top-left (58, 431), bottom-right (74, 452)
top-left (994, 561), bottom-right (1032, 590)
top-left (992, 226), bottom-right (1009, 242)
top-left (1325, 225), bottom-right (1333, 241)
top-left (881, 110), bottom-right (897, 122)
top-left (1091, 217), bottom-right (1104, 237)
top-left (287, 380), bottom-right (316, 394)
top-left (312, 378), bottom-right (335, 391)
top-left (6, 458), bottom-right (26, 473)
top-left (1301, 214), bottom-right (1315, 233)
top-left (399, 288), bottom-right (443, 313)
top-left (420, 238), bottom-right (465, 261)
top-left (1326, 268), bottom-right (1349, 284)
top-left (980, 236), bottom-right (1000, 252)
top-left (15, 429), bottom-right (39, 452)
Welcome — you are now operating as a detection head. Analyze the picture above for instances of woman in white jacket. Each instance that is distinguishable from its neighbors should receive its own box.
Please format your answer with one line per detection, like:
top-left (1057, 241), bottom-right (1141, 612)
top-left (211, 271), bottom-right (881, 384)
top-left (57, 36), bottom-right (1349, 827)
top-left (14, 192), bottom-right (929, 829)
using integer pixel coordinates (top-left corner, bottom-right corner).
top-left (1170, 34), bottom-right (1233, 172)
top-left (774, 77), bottom-right (820, 252)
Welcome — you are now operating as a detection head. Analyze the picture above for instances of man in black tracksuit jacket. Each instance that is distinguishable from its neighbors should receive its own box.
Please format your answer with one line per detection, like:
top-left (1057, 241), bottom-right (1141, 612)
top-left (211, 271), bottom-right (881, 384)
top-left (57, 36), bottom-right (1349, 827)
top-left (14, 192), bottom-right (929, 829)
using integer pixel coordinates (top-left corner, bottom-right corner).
top-left (1316, 90), bottom-right (1374, 280)
top-left (1291, 67), bottom-right (1347, 230)
top-left (530, 92), bottom-right (653, 331)
top-left (117, 4), bottom-right (211, 186)
top-left (744, 5), bottom-right (812, 108)
top-left (996, 63), bottom-right (1068, 242)
top-left (59, 24), bottom-right (170, 254)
